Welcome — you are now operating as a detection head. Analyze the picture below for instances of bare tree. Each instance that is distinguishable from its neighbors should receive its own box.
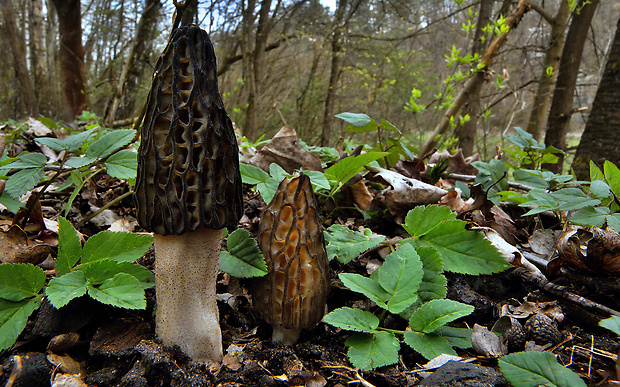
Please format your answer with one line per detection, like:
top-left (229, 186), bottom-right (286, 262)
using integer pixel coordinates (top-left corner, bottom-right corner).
top-left (571, 13), bottom-right (620, 179)
top-left (543, 0), bottom-right (600, 173)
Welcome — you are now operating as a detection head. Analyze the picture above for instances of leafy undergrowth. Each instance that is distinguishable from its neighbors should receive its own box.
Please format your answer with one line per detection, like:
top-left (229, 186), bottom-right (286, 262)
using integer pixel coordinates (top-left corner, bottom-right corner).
top-left (0, 115), bottom-right (619, 386)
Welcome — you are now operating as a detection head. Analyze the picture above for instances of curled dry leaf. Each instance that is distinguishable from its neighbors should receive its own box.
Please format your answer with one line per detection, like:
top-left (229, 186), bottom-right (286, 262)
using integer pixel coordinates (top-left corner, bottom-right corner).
top-left (248, 126), bottom-right (323, 173)
top-left (471, 323), bottom-right (507, 357)
top-left (439, 190), bottom-right (472, 213)
top-left (0, 225), bottom-right (52, 264)
top-left (369, 166), bottom-right (447, 222)
top-left (499, 298), bottom-right (564, 323)
top-left (552, 226), bottom-right (620, 275)
top-left (347, 180), bottom-right (373, 211)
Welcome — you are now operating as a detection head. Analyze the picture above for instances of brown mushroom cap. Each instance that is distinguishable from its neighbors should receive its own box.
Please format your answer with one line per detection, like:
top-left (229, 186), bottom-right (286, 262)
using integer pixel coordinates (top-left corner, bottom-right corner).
top-left (135, 25), bottom-right (242, 236)
top-left (254, 173), bottom-right (330, 335)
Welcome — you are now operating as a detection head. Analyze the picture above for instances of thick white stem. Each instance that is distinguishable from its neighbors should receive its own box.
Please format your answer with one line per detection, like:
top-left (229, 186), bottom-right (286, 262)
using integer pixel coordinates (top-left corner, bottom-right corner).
top-left (154, 228), bottom-right (223, 362)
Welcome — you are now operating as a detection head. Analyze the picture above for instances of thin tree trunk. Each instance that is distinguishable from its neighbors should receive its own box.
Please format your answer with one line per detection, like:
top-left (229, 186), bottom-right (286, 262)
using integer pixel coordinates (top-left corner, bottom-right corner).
top-left (571, 13), bottom-right (620, 180)
top-left (51, 0), bottom-right (87, 120)
top-left (543, 0), bottom-right (600, 173)
top-left (104, 0), bottom-right (162, 126)
top-left (1, 0), bottom-right (38, 117)
top-left (321, 0), bottom-right (348, 147)
top-left (420, 0), bottom-right (531, 155)
top-left (525, 1), bottom-right (570, 141)
top-left (28, 0), bottom-right (46, 111)
top-left (455, 0), bottom-right (493, 156)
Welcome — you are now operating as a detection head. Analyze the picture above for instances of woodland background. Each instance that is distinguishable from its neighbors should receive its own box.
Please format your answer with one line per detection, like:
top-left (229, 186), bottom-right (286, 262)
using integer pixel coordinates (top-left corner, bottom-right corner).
top-left (1, 0), bottom-right (620, 177)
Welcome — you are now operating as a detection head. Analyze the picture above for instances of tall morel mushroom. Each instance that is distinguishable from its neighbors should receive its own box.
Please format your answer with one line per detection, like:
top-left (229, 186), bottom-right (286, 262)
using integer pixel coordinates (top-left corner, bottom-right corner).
top-left (134, 25), bottom-right (242, 362)
top-left (254, 173), bottom-right (330, 345)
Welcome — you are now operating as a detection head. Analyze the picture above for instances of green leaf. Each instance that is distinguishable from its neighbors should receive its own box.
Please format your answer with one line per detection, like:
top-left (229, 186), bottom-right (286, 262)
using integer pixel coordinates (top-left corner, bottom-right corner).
top-left (590, 161), bottom-right (605, 182)
top-left (303, 170), bottom-right (330, 192)
top-left (324, 225), bottom-right (385, 264)
top-left (570, 206), bottom-right (610, 228)
top-left (5, 167), bottom-right (45, 198)
top-left (417, 246), bottom-right (447, 302)
top-left (498, 351), bottom-right (587, 387)
top-left (599, 316), bottom-right (620, 336)
top-left (434, 326), bottom-right (473, 348)
top-left (377, 244), bottom-right (423, 314)
top-left (86, 273), bottom-right (145, 309)
top-left (45, 271), bottom-right (88, 308)
top-left (0, 297), bottom-right (42, 351)
top-left (81, 231), bottom-right (153, 264)
top-left (219, 229), bottom-right (267, 278)
top-left (105, 150), bottom-right (137, 180)
top-left (409, 299), bottom-right (474, 333)
top-left (323, 307), bottom-right (380, 333)
top-left (339, 273), bottom-right (389, 310)
top-left (240, 163), bottom-right (270, 185)
top-left (2, 153), bottom-right (47, 169)
top-left (513, 170), bottom-right (548, 190)
top-left (256, 163), bottom-right (290, 203)
top-left (0, 192), bottom-right (23, 213)
top-left (403, 205), bottom-right (509, 275)
top-left (324, 152), bottom-right (389, 187)
top-left (65, 127), bottom-right (99, 153)
top-left (381, 119), bottom-right (401, 134)
top-left (56, 217), bottom-right (82, 276)
top-left (403, 331), bottom-right (456, 360)
top-left (607, 213), bottom-right (620, 233)
top-left (80, 259), bottom-right (154, 289)
top-left (65, 156), bottom-right (96, 169)
top-left (34, 137), bottom-right (66, 152)
top-left (0, 264), bottom-right (46, 301)
top-left (345, 332), bottom-right (400, 370)
top-left (603, 161), bottom-right (620, 198)
top-left (345, 121), bottom-right (379, 133)
top-left (590, 180), bottom-right (611, 199)
top-left (85, 129), bottom-right (135, 159)
top-left (335, 112), bottom-right (372, 127)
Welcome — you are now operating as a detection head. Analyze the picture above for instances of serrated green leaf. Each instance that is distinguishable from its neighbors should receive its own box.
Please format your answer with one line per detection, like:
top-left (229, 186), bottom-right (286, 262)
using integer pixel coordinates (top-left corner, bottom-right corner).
top-left (339, 273), bottom-right (390, 310)
top-left (56, 217), bottom-right (82, 276)
top-left (256, 164), bottom-right (291, 204)
top-left (498, 351), bottom-right (586, 387)
top-left (45, 271), bottom-right (88, 308)
top-left (240, 163), bottom-right (270, 185)
top-left (64, 128), bottom-right (98, 153)
top-left (403, 205), bottom-right (509, 275)
top-left (87, 273), bottom-right (145, 309)
top-left (590, 180), bottom-right (611, 199)
top-left (570, 206), bottom-right (610, 227)
top-left (409, 299), bottom-right (474, 333)
top-left (599, 316), bottom-right (620, 336)
top-left (513, 170), bottom-right (548, 190)
top-left (80, 259), bottom-right (154, 289)
top-left (324, 152), bottom-right (389, 187)
top-left (85, 129), bottom-right (135, 159)
top-left (303, 170), bottom-right (330, 192)
top-left (219, 229), bottom-right (267, 278)
top-left (435, 326), bottom-right (473, 348)
top-left (345, 332), bottom-right (400, 370)
top-left (105, 150), bottom-right (137, 180)
top-left (377, 244), bottom-right (423, 314)
top-left (5, 167), bottom-right (45, 198)
top-left (335, 112), bottom-right (372, 127)
top-left (604, 161), bottom-right (620, 199)
top-left (403, 330), bottom-right (456, 360)
top-left (0, 191), bottom-right (23, 213)
top-left (417, 246), bottom-right (447, 302)
top-left (81, 231), bottom-right (153, 264)
top-left (34, 137), bottom-right (67, 152)
top-left (3, 153), bottom-right (47, 169)
top-left (607, 213), bottom-right (620, 233)
top-left (324, 225), bottom-right (385, 263)
top-left (0, 297), bottom-right (42, 351)
top-left (0, 264), bottom-right (46, 301)
top-left (65, 156), bottom-right (96, 169)
top-left (323, 307), bottom-right (380, 333)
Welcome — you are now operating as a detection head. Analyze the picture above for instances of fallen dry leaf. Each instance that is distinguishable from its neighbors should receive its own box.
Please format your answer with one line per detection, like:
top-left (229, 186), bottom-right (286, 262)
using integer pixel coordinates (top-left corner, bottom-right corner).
top-left (248, 126), bottom-right (322, 173)
top-left (439, 190), bottom-right (471, 213)
top-left (551, 226), bottom-right (620, 275)
top-left (0, 225), bottom-right (52, 264)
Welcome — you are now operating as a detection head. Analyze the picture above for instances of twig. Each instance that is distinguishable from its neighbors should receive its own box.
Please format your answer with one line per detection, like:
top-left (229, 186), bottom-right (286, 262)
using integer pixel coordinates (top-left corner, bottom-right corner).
top-left (75, 190), bottom-right (133, 228)
top-left (512, 267), bottom-right (620, 317)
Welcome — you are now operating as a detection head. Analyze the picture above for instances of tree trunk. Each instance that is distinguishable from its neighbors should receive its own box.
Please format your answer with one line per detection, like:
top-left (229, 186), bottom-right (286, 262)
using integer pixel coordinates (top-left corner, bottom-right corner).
top-left (28, 0), bottom-right (47, 112)
top-left (104, 0), bottom-right (162, 126)
top-left (321, 0), bottom-right (348, 147)
top-left (1, 0), bottom-right (38, 117)
top-left (571, 13), bottom-right (620, 180)
top-left (454, 0), bottom-right (493, 157)
top-left (543, 0), bottom-right (599, 173)
top-left (51, 0), bottom-right (86, 120)
top-left (525, 1), bottom-right (570, 141)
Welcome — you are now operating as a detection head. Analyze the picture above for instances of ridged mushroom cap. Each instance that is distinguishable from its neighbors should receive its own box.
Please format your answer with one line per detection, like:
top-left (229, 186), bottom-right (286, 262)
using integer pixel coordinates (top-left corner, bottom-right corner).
top-left (254, 173), bottom-right (330, 332)
top-left (135, 25), bottom-right (242, 236)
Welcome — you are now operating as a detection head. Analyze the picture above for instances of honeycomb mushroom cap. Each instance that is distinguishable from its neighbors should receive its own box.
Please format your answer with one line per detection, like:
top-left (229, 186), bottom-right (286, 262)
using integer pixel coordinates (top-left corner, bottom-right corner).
top-left (254, 173), bottom-right (330, 338)
top-left (135, 25), bottom-right (242, 236)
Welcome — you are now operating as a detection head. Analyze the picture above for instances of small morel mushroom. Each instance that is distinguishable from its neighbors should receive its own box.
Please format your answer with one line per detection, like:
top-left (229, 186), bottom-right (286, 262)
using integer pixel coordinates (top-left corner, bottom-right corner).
top-left (254, 173), bottom-right (330, 345)
top-left (134, 25), bottom-right (242, 362)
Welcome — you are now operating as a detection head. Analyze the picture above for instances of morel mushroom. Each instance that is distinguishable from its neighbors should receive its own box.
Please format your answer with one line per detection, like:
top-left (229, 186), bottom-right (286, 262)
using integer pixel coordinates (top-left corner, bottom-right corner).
top-left (134, 25), bottom-right (242, 362)
top-left (254, 173), bottom-right (329, 345)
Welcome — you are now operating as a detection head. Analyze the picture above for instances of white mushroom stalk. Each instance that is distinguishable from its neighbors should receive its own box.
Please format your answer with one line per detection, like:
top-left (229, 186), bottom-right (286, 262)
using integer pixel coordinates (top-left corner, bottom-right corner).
top-left (134, 25), bottom-right (242, 362)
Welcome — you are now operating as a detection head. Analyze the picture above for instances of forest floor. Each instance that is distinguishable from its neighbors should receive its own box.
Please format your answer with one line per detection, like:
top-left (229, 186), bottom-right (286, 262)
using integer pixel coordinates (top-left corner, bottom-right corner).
top-left (1, 142), bottom-right (620, 386)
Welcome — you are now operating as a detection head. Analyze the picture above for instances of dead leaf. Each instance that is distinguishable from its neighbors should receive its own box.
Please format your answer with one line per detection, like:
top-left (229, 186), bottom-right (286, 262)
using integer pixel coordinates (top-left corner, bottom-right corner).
top-left (0, 225), bottom-right (52, 264)
top-left (552, 226), bottom-right (620, 275)
top-left (0, 133), bottom-right (5, 156)
top-left (48, 332), bottom-right (81, 354)
top-left (348, 180), bottom-right (373, 211)
top-left (429, 149), bottom-right (479, 176)
top-left (439, 190), bottom-right (471, 213)
top-left (471, 323), bottom-right (506, 357)
top-left (27, 117), bottom-right (52, 137)
top-left (47, 354), bottom-right (83, 375)
top-left (248, 126), bottom-right (322, 173)
top-left (528, 229), bottom-right (559, 257)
